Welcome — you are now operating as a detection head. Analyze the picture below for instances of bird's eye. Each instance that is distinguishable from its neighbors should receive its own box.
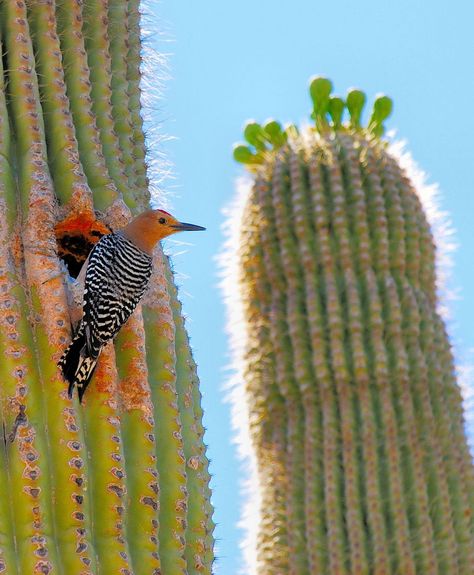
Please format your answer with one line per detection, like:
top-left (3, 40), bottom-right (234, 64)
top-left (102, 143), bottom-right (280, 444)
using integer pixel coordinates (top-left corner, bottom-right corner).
top-left (159, 217), bottom-right (166, 224)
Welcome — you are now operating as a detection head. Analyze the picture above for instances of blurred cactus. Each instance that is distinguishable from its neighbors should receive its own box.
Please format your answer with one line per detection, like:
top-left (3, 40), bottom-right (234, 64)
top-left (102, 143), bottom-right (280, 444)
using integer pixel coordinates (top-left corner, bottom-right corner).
top-left (231, 77), bottom-right (474, 574)
top-left (0, 1), bottom-right (213, 573)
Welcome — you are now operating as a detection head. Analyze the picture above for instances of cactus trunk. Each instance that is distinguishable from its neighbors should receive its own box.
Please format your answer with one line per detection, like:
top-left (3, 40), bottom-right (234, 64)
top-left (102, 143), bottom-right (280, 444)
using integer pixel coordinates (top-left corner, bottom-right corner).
top-left (0, 1), bottom-right (214, 573)
top-left (231, 79), bottom-right (474, 574)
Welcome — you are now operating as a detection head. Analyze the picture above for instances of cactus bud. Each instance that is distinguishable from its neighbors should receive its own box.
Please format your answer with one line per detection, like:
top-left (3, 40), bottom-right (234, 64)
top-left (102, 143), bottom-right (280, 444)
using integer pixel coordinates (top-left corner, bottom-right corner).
top-left (346, 88), bottom-right (367, 129)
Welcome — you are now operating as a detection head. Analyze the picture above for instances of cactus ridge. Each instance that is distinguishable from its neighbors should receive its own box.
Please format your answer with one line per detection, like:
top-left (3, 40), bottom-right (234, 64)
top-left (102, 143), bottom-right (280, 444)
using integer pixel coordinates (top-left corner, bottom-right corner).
top-left (232, 78), bottom-right (474, 574)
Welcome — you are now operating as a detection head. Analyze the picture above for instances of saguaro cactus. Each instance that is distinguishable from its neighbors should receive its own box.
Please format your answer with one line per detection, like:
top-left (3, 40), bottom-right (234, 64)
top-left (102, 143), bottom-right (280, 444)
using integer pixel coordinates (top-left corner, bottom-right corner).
top-left (230, 77), bottom-right (474, 574)
top-left (0, 1), bottom-right (213, 574)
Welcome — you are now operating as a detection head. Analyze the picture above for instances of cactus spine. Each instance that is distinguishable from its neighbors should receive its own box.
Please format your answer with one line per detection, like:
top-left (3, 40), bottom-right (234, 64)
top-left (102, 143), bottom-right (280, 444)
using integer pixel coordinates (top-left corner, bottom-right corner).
top-left (232, 77), bottom-right (474, 574)
top-left (0, 1), bottom-right (214, 573)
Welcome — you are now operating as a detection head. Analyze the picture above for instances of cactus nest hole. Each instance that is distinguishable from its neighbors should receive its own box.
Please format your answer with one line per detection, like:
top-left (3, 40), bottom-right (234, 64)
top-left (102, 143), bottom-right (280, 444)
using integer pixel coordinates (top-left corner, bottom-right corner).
top-left (55, 213), bottom-right (111, 278)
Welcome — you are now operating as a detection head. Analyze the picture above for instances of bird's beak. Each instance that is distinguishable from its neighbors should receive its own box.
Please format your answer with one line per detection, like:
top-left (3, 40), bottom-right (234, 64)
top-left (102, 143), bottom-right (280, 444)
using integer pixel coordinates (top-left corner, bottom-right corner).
top-left (171, 222), bottom-right (206, 232)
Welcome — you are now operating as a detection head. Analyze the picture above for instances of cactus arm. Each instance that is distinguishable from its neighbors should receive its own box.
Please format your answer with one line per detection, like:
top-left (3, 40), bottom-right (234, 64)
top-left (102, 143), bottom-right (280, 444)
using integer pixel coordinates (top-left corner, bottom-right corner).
top-left (114, 311), bottom-right (162, 575)
top-left (27, 0), bottom-right (93, 211)
top-left (55, 0), bottom-right (119, 211)
top-left (81, 0), bottom-right (136, 209)
top-left (233, 77), bottom-right (474, 574)
top-left (143, 250), bottom-right (188, 575)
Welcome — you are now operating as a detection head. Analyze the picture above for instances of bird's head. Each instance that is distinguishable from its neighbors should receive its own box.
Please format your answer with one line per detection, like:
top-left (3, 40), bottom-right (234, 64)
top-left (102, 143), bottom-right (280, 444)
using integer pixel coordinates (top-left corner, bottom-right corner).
top-left (121, 209), bottom-right (206, 254)
top-left (151, 209), bottom-right (206, 240)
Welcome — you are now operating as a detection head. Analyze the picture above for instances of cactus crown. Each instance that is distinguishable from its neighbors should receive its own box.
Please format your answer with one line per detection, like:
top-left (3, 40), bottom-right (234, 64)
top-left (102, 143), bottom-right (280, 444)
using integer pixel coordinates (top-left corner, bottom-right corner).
top-left (233, 76), bottom-right (393, 168)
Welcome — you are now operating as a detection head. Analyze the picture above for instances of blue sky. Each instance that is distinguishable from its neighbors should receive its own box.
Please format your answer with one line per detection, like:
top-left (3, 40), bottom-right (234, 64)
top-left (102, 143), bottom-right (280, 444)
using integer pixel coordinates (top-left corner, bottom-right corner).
top-left (150, 1), bottom-right (474, 572)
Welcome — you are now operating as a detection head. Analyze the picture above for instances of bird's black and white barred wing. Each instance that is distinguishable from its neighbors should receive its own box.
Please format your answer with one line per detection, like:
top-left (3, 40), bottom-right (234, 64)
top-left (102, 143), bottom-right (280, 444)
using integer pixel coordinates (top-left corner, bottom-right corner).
top-left (82, 233), bottom-right (153, 356)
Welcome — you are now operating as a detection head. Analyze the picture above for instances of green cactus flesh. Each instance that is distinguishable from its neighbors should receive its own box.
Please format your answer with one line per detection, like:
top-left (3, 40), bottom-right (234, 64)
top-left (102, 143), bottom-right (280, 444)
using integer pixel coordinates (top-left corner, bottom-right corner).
top-left (0, 1), bottom-right (214, 573)
top-left (234, 78), bottom-right (474, 574)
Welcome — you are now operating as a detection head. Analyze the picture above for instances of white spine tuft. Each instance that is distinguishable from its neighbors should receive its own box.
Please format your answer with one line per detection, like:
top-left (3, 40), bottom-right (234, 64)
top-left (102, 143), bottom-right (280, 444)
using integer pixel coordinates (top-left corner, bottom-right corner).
top-left (388, 136), bottom-right (474, 455)
top-left (218, 176), bottom-right (260, 575)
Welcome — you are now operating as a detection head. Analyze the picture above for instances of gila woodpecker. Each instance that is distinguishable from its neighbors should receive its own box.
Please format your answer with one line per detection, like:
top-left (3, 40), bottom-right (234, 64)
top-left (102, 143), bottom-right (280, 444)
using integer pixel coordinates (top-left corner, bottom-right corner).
top-left (58, 209), bottom-right (205, 402)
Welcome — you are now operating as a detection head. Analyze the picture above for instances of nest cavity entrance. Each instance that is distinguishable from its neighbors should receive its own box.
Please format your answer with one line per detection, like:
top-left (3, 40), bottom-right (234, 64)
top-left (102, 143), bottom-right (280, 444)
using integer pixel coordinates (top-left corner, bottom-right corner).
top-left (55, 213), bottom-right (111, 278)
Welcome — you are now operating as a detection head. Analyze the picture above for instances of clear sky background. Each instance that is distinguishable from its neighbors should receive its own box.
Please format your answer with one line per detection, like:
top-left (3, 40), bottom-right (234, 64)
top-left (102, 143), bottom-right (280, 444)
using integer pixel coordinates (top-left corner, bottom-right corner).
top-left (149, 1), bottom-right (474, 572)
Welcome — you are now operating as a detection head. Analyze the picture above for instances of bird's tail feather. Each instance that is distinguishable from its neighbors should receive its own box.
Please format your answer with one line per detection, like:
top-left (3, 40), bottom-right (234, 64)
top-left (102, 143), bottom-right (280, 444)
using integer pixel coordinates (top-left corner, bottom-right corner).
top-left (58, 331), bottom-right (98, 403)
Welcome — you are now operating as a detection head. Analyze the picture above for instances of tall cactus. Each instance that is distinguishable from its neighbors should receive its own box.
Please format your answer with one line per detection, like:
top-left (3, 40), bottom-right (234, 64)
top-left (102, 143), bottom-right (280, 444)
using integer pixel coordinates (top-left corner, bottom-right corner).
top-left (0, 1), bottom-right (214, 573)
top-left (230, 77), bottom-right (474, 574)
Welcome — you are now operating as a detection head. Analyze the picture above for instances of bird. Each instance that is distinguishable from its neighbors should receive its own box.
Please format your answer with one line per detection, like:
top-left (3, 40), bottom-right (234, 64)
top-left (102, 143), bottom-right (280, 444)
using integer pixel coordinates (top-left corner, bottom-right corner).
top-left (58, 208), bottom-right (205, 402)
